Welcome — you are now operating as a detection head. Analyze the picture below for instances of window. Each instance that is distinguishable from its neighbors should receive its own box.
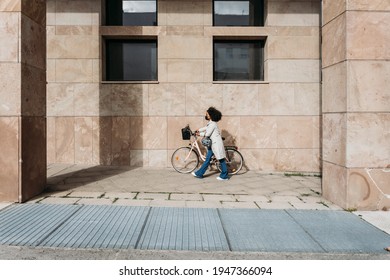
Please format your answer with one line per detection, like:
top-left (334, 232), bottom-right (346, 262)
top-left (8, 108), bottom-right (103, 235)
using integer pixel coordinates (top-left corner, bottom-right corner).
top-left (105, 40), bottom-right (157, 81)
top-left (214, 40), bottom-right (264, 81)
top-left (213, 0), bottom-right (264, 26)
top-left (106, 0), bottom-right (157, 26)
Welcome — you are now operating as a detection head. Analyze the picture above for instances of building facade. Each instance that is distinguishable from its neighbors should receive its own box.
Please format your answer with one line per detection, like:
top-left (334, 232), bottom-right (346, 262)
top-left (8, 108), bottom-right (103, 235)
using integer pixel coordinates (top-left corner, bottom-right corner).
top-left (0, 0), bottom-right (389, 210)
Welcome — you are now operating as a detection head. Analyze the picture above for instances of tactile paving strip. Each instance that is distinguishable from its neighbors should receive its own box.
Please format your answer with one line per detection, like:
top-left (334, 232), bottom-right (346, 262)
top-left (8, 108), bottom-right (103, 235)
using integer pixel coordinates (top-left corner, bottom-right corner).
top-left (136, 207), bottom-right (229, 251)
top-left (40, 205), bottom-right (149, 249)
top-left (219, 209), bottom-right (325, 252)
top-left (0, 204), bottom-right (81, 246)
top-left (286, 210), bottom-right (390, 253)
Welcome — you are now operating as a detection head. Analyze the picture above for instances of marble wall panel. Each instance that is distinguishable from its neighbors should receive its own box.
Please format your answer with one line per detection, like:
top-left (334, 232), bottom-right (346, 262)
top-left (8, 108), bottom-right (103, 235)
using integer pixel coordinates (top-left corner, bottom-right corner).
top-left (55, 0), bottom-right (94, 26)
top-left (322, 13), bottom-right (346, 68)
top-left (149, 83), bottom-right (186, 116)
top-left (167, 116), bottom-right (203, 150)
top-left (75, 117), bottom-right (93, 164)
top-left (0, 63), bottom-right (21, 116)
top-left (129, 117), bottom-right (167, 149)
top-left (111, 117), bottom-right (130, 166)
top-left (267, 35), bottom-right (320, 59)
top-left (322, 113), bottom-right (347, 166)
top-left (0, 13), bottom-right (19, 62)
top-left (277, 116), bottom-right (315, 149)
top-left (55, 117), bottom-right (74, 163)
top-left (91, 116), bottom-right (100, 163)
top-left (268, 1), bottom-right (320, 26)
top-left (322, 161), bottom-right (348, 209)
top-left (21, 0), bottom-right (46, 25)
top-left (185, 83), bottom-right (223, 116)
top-left (166, 60), bottom-right (203, 82)
top-left (347, 11), bottom-right (390, 60)
top-left (21, 14), bottom-right (46, 70)
top-left (218, 116), bottom-right (241, 147)
top-left (110, 84), bottom-right (149, 116)
top-left (74, 83), bottom-right (99, 116)
top-left (240, 116), bottom-right (278, 149)
top-left (347, 61), bottom-right (390, 112)
top-left (47, 83), bottom-right (74, 116)
top-left (55, 59), bottom-right (94, 82)
top-left (47, 117), bottom-right (55, 164)
top-left (0, 117), bottom-right (19, 202)
top-left (148, 150), bottom-right (168, 168)
top-left (322, 0), bottom-right (346, 24)
top-left (347, 0), bottom-right (390, 11)
top-left (322, 62), bottom-right (347, 113)
top-left (240, 149), bottom-right (278, 172)
top-left (276, 149), bottom-right (320, 172)
top-left (130, 150), bottom-right (149, 167)
top-left (159, 36), bottom-right (211, 59)
top-left (165, 0), bottom-right (205, 26)
top-left (21, 116), bottom-right (46, 201)
top-left (222, 84), bottom-right (259, 115)
top-left (99, 116), bottom-right (113, 165)
top-left (47, 35), bottom-right (99, 59)
top-left (166, 26), bottom-right (204, 36)
top-left (346, 113), bottom-right (390, 168)
top-left (47, 59), bottom-right (55, 82)
top-left (46, 0), bottom-right (55, 25)
top-left (21, 64), bottom-right (46, 116)
top-left (268, 60), bottom-right (320, 82)
top-left (0, 0), bottom-right (21, 12)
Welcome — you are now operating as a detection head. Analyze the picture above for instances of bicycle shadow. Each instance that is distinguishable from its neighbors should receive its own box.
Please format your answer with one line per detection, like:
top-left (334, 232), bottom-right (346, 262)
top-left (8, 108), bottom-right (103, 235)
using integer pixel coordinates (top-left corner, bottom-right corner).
top-left (220, 129), bottom-right (249, 175)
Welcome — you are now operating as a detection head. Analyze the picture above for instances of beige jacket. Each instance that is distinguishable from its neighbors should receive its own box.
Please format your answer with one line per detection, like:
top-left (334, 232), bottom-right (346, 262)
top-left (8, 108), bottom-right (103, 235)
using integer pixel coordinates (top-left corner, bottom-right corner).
top-left (199, 121), bottom-right (226, 160)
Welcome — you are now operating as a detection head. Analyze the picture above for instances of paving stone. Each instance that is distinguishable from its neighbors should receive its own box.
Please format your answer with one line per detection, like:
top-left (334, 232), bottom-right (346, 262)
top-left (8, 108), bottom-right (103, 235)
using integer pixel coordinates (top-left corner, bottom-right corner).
top-left (256, 202), bottom-right (294, 209)
top-left (39, 197), bottom-right (80, 205)
top-left (46, 191), bottom-right (72, 197)
top-left (76, 198), bottom-right (114, 205)
top-left (114, 199), bottom-right (151, 207)
top-left (103, 192), bottom-right (137, 199)
top-left (221, 202), bottom-right (259, 209)
top-left (202, 194), bottom-right (236, 202)
top-left (291, 202), bottom-right (331, 210)
top-left (234, 195), bottom-right (269, 202)
top-left (269, 195), bottom-right (302, 203)
top-left (170, 193), bottom-right (203, 201)
top-left (136, 193), bottom-right (169, 200)
top-left (0, 203), bottom-right (12, 211)
top-left (67, 191), bottom-right (104, 198)
top-left (185, 201), bottom-right (222, 208)
top-left (149, 200), bottom-right (186, 208)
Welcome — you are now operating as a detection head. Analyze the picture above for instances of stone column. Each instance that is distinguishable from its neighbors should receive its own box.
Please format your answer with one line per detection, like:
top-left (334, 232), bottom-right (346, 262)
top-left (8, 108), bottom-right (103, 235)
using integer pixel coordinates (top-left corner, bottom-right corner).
top-left (0, 0), bottom-right (46, 202)
top-left (322, 0), bottom-right (390, 210)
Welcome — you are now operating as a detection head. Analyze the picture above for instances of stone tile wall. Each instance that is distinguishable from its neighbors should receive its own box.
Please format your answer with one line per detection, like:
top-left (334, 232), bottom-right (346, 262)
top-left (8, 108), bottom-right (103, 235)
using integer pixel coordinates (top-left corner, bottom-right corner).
top-left (47, 0), bottom-right (322, 173)
top-left (322, 0), bottom-right (390, 210)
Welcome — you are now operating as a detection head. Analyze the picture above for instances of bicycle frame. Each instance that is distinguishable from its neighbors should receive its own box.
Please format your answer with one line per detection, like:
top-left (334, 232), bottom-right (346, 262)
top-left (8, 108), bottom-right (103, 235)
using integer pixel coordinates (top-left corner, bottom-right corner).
top-left (186, 135), bottom-right (207, 162)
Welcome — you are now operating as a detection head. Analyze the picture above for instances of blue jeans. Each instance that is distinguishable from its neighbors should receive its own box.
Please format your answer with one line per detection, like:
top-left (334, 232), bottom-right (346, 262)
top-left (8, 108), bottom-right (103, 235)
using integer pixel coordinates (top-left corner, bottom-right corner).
top-left (195, 148), bottom-right (229, 179)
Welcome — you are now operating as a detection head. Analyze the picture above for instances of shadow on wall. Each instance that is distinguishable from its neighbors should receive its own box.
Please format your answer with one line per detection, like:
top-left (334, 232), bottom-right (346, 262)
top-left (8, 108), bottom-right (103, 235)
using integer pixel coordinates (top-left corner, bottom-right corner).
top-left (221, 129), bottom-right (249, 174)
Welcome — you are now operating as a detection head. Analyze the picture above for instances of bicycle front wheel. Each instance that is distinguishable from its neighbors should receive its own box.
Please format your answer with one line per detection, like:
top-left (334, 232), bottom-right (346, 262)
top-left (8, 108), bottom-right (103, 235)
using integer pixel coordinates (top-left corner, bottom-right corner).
top-left (171, 147), bottom-right (199, 173)
top-left (218, 148), bottom-right (244, 175)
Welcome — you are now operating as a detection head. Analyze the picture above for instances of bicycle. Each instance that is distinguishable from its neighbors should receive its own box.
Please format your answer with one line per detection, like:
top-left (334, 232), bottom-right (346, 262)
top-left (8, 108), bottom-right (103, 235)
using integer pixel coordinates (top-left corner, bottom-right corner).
top-left (171, 125), bottom-right (244, 175)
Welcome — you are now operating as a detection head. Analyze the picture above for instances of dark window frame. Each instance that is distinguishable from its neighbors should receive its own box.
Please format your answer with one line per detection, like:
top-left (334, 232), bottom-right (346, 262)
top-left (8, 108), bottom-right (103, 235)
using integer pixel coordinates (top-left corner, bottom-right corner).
top-left (104, 39), bottom-right (158, 82)
top-left (213, 39), bottom-right (265, 82)
top-left (212, 0), bottom-right (264, 27)
top-left (105, 0), bottom-right (158, 26)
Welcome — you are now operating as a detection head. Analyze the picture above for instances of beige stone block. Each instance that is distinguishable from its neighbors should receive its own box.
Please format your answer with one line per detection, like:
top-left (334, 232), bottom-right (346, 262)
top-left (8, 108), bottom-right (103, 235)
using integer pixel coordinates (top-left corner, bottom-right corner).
top-left (268, 60), bottom-right (320, 82)
top-left (110, 84), bottom-right (149, 116)
top-left (203, 60), bottom-right (213, 83)
top-left (40, 197), bottom-right (80, 205)
top-left (55, 26), bottom-right (94, 36)
top-left (137, 192), bottom-right (169, 200)
top-left (219, 116), bottom-right (240, 146)
top-left (166, 26), bottom-right (204, 36)
top-left (277, 117), bottom-right (314, 149)
top-left (159, 36), bottom-right (211, 59)
top-left (347, 11), bottom-right (390, 60)
top-left (129, 117), bottom-right (168, 149)
top-left (47, 83), bottom-right (74, 117)
top-left (348, 0), bottom-right (390, 11)
top-left (240, 149), bottom-right (277, 172)
top-left (91, 116), bottom-right (99, 164)
top-left (223, 84), bottom-right (259, 115)
top-left (322, 13), bottom-right (346, 68)
top-left (268, 1), bottom-right (320, 26)
top-left (268, 36), bottom-right (320, 59)
top-left (98, 116), bottom-right (113, 165)
top-left (46, 0), bottom-right (55, 25)
top-left (277, 149), bottom-right (320, 172)
top-left (0, 63), bottom-right (21, 116)
top-left (202, 194), bottom-right (236, 202)
top-left (221, 201), bottom-right (258, 209)
top-left (55, 0), bottom-right (93, 26)
top-left (322, 161), bottom-right (347, 209)
top-left (55, 117), bottom-right (75, 163)
top-left (346, 113), bottom-right (390, 168)
top-left (47, 35), bottom-right (99, 59)
top-left (92, 59), bottom-right (100, 82)
top-left (74, 117), bottom-right (93, 164)
top-left (47, 117), bottom-right (55, 164)
top-left (22, 0), bottom-right (46, 25)
top-left (130, 150), bottom-right (149, 167)
top-left (0, 34), bottom-right (18, 62)
top-left (74, 83), bottom-right (100, 117)
top-left (149, 83), bottom-right (186, 116)
top-left (76, 198), bottom-right (113, 205)
top-left (0, 117), bottom-right (19, 202)
top-left (148, 150), bottom-right (168, 167)
top-left (347, 61), bottom-right (390, 112)
top-left (55, 59), bottom-right (93, 82)
top-left (240, 117), bottom-right (277, 148)
top-left (185, 83), bottom-right (223, 116)
top-left (158, 59), bottom-right (168, 82)
top-left (170, 193), bottom-right (203, 201)
top-left (166, 1), bottom-right (205, 26)
top-left (322, 0), bottom-right (346, 24)
top-left (158, 0), bottom-right (167, 26)
top-left (167, 60), bottom-right (203, 82)
top-left (111, 117), bottom-right (130, 166)
top-left (47, 59), bottom-right (55, 82)
top-left (257, 201), bottom-right (294, 209)
top-left (0, 12), bottom-right (18, 36)
top-left (322, 62), bottom-right (347, 113)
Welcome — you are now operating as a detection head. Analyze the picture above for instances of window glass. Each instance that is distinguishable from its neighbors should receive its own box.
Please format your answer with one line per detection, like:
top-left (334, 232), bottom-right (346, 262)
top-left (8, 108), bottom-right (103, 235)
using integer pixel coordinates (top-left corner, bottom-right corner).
top-left (214, 40), bottom-right (264, 81)
top-left (105, 40), bottom-right (157, 81)
top-left (106, 0), bottom-right (157, 26)
top-left (214, 0), bottom-right (264, 26)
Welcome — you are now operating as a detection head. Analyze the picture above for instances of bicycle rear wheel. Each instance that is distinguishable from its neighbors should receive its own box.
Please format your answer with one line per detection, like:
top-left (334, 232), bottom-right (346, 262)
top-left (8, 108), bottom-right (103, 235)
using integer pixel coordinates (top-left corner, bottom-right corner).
top-left (217, 148), bottom-right (244, 175)
top-left (171, 147), bottom-right (199, 173)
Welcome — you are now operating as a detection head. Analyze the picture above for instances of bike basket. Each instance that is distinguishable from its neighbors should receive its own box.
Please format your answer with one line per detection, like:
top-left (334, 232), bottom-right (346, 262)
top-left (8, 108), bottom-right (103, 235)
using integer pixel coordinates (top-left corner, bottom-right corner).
top-left (181, 127), bottom-right (191, 140)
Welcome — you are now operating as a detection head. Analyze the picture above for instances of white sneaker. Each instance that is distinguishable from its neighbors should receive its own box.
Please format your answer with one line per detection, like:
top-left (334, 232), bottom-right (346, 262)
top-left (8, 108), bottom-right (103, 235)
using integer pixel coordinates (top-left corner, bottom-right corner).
top-left (217, 176), bottom-right (229, 181)
top-left (192, 172), bottom-right (202, 178)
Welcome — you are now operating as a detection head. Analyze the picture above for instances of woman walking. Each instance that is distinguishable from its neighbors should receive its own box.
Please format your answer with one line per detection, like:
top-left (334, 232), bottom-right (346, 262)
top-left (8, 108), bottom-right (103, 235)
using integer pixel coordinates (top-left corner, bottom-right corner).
top-left (192, 107), bottom-right (229, 181)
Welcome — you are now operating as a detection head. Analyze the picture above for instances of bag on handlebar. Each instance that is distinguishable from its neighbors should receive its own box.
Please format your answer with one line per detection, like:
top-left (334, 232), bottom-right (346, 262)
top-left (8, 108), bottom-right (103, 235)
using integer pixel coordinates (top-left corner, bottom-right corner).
top-left (181, 126), bottom-right (191, 140)
top-left (201, 136), bottom-right (212, 148)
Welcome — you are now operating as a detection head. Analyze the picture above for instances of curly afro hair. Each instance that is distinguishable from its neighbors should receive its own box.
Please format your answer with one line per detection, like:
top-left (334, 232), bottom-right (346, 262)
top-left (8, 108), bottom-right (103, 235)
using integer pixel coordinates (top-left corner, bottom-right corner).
top-left (207, 107), bottom-right (222, 122)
